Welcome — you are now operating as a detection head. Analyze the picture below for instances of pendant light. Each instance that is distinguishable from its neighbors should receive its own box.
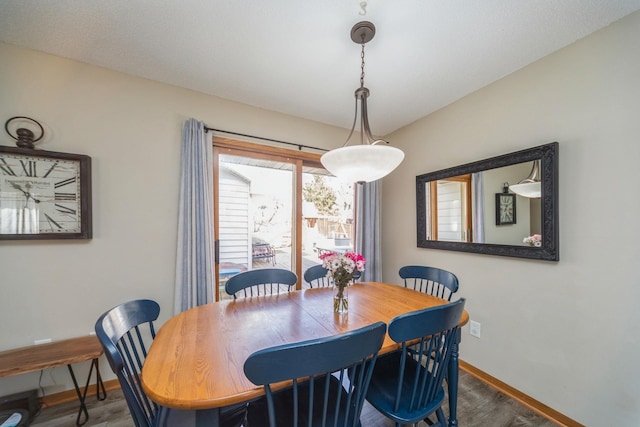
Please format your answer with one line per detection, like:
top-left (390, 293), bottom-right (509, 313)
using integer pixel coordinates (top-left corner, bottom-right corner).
top-left (509, 160), bottom-right (541, 198)
top-left (321, 21), bottom-right (404, 184)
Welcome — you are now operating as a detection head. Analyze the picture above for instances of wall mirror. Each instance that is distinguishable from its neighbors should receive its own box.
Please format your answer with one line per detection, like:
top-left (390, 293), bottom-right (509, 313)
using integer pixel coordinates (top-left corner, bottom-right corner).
top-left (416, 142), bottom-right (558, 261)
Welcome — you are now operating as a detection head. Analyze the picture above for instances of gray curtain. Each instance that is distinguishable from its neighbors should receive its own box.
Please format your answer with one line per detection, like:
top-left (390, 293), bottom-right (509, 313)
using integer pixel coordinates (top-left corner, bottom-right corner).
top-left (174, 118), bottom-right (215, 314)
top-left (355, 181), bottom-right (382, 282)
top-left (472, 172), bottom-right (485, 243)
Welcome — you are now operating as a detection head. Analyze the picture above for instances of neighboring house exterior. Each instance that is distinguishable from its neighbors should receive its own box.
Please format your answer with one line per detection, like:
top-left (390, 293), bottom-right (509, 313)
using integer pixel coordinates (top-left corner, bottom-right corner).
top-left (218, 165), bottom-right (251, 267)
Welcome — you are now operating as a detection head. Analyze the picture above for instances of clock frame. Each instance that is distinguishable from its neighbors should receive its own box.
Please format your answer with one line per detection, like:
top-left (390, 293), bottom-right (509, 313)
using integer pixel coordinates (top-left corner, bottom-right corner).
top-left (0, 146), bottom-right (92, 240)
top-left (495, 192), bottom-right (516, 226)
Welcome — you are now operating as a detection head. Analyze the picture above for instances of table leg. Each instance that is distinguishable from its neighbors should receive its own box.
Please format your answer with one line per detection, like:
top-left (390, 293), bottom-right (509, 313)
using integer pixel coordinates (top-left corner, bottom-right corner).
top-left (447, 328), bottom-right (461, 427)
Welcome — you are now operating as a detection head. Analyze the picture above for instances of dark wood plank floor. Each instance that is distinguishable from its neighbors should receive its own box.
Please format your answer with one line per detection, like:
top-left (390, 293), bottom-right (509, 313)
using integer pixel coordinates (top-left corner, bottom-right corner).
top-left (29, 371), bottom-right (558, 426)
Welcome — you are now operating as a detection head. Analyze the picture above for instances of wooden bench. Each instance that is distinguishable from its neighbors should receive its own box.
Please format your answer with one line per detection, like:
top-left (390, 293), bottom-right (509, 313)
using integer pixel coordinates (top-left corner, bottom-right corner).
top-left (0, 335), bottom-right (106, 426)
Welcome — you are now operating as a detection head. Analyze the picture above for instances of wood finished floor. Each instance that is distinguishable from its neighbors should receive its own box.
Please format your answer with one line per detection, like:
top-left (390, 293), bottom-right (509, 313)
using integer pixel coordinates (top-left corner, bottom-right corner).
top-left (29, 371), bottom-right (558, 426)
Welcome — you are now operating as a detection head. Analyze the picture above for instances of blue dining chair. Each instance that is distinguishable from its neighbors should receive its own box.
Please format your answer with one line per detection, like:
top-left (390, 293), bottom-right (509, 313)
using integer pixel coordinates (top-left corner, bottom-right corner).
top-left (364, 299), bottom-right (466, 427)
top-left (303, 264), bottom-right (331, 288)
top-left (303, 265), bottom-right (362, 289)
top-left (95, 299), bottom-right (246, 427)
top-left (398, 265), bottom-right (459, 301)
top-left (243, 322), bottom-right (387, 427)
top-left (225, 268), bottom-right (297, 299)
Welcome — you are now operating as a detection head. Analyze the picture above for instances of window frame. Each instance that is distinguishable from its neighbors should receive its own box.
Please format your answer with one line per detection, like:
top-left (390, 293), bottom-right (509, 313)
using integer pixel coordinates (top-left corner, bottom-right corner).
top-left (212, 136), bottom-right (330, 300)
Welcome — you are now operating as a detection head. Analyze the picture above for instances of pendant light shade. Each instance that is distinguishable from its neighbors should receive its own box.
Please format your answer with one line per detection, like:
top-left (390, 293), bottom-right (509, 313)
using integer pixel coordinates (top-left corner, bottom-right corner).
top-left (321, 144), bottom-right (405, 184)
top-left (509, 160), bottom-right (541, 198)
top-left (321, 21), bottom-right (404, 184)
top-left (509, 181), bottom-right (540, 198)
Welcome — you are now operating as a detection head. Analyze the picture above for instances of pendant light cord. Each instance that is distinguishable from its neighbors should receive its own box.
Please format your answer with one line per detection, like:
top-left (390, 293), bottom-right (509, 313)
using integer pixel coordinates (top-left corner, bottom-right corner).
top-left (360, 40), bottom-right (366, 89)
top-left (341, 34), bottom-right (389, 148)
top-left (342, 36), bottom-right (368, 148)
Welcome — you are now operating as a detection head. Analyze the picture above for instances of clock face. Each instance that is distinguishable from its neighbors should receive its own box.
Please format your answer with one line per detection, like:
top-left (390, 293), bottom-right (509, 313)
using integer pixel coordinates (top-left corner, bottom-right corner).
top-left (500, 195), bottom-right (513, 222)
top-left (0, 151), bottom-right (83, 234)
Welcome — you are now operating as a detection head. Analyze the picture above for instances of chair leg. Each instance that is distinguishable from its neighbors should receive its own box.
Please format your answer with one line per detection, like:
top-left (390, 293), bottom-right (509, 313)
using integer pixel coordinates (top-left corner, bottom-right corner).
top-left (435, 407), bottom-right (447, 426)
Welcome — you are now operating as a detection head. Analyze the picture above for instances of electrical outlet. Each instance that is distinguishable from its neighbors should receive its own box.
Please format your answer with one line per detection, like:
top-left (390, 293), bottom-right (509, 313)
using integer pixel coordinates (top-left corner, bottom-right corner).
top-left (34, 338), bottom-right (52, 345)
top-left (469, 321), bottom-right (481, 338)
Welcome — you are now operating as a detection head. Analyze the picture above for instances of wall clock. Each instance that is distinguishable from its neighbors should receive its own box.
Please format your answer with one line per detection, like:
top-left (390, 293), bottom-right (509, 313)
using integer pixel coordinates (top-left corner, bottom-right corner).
top-left (495, 192), bottom-right (516, 226)
top-left (0, 145), bottom-right (92, 239)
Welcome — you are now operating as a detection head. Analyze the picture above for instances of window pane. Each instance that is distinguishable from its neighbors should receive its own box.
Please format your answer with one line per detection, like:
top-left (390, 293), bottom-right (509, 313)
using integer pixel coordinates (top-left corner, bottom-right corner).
top-left (302, 170), bottom-right (354, 288)
top-left (218, 154), bottom-right (293, 298)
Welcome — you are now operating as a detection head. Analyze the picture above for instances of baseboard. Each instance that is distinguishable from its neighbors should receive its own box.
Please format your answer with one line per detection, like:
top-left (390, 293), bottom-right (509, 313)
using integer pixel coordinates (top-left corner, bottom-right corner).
top-left (40, 379), bottom-right (120, 408)
top-left (459, 360), bottom-right (583, 427)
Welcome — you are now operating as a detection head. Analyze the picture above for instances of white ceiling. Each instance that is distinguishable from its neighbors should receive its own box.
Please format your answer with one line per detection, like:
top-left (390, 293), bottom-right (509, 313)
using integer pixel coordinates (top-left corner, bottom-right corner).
top-left (1, 1), bottom-right (639, 135)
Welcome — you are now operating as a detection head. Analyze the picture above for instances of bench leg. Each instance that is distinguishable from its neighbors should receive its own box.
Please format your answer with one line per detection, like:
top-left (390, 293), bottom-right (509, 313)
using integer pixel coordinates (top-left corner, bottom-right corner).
top-left (67, 358), bottom-right (106, 426)
top-left (93, 358), bottom-right (107, 401)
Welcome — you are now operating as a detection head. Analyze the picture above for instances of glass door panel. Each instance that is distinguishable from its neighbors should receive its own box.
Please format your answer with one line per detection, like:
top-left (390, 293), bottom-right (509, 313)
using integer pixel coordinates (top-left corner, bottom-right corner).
top-left (217, 154), bottom-right (293, 299)
top-left (301, 170), bottom-right (354, 288)
top-left (213, 140), bottom-right (356, 300)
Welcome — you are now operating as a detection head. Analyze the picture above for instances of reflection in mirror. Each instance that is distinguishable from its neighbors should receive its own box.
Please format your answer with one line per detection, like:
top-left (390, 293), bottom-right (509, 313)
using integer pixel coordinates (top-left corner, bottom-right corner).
top-left (416, 142), bottom-right (558, 261)
top-left (510, 160), bottom-right (541, 198)
top-left (425, 163), bottom-right (541, 245)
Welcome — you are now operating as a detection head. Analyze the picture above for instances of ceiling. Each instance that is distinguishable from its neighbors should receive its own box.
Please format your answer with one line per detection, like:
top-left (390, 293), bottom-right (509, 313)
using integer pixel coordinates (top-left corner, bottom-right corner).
top-left (1, 1), bottom-right (639, 136)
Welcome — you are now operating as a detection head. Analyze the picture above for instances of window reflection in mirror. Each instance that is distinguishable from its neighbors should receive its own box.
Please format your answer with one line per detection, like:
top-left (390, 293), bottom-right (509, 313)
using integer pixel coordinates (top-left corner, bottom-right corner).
top-left (426, 175), bottom-right (471, 242)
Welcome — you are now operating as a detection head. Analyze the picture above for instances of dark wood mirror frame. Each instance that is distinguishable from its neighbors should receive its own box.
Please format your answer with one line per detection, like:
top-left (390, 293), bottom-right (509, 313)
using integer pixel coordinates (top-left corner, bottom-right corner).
top-left (416, 142), bottom-right (558, 261)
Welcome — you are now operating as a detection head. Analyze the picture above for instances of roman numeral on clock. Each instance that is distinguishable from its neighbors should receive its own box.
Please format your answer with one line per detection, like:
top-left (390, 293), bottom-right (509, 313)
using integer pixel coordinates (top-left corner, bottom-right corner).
top-left (20, 160), bottom-right (37, 177)
top-left (43, 162), bottom-right (58, 178)
top-left (55, 177), bottom-right (76, 188)
top-left (55, 192), bottom-right (77, 201)
top-left (44, 213), bottom-right (63, 229)
top-left (0, 159), bottom-right (16, 176)
top-left (55, 204), bottom-right (77, 215)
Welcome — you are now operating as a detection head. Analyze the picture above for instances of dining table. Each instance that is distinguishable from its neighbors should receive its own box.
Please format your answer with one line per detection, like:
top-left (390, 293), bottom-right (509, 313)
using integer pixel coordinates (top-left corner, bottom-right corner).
top-left (141, 281), bottom-right (469, 427)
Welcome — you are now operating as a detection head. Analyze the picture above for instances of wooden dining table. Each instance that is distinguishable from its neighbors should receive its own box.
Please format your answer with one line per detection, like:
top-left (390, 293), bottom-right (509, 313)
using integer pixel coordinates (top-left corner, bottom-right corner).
top-left (141, 281), bottom-right (469, 427)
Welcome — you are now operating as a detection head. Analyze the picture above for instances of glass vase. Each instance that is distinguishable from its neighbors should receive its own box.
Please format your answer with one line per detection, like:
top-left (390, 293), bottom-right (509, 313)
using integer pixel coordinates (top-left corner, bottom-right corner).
top-left (333, 284), bottom-right (349, 314)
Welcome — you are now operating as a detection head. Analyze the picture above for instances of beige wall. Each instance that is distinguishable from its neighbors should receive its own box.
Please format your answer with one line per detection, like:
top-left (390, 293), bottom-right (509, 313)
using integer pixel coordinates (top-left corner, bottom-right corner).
top-left (383, 11), bottom-right (640, 426)
top-left (0, 41), bottom-right (344, 396)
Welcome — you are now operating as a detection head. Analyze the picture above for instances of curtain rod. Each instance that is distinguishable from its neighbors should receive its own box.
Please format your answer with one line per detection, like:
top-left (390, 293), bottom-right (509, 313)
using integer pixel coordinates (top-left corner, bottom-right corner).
top-left (204, 126), bottom-right (328, 152)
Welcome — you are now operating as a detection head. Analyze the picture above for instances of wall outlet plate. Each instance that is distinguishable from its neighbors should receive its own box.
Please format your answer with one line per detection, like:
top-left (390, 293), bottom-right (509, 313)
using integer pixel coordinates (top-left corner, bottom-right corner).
top-left (469, 320), bottom-right (481, 338)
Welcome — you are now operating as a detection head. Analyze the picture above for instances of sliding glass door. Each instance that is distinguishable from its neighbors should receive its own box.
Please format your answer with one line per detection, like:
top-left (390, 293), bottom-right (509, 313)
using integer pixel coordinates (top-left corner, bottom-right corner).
top-left (213, 138), bottom-right (354, 300)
